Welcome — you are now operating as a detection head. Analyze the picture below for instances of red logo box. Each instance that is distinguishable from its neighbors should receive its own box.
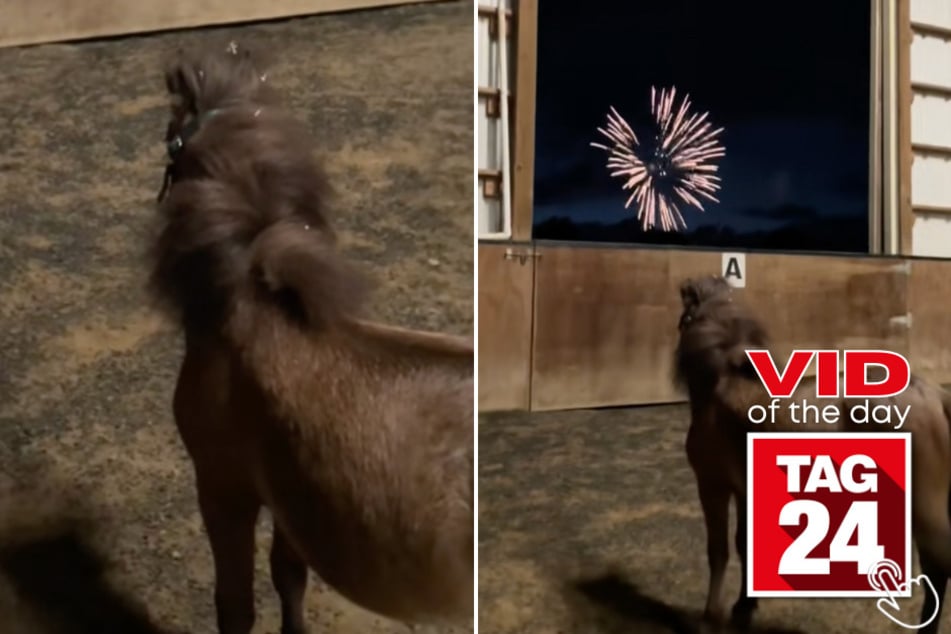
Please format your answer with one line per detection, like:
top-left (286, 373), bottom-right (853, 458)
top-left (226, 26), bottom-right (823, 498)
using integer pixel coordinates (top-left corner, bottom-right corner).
top-left (747, 432), bottom-right (911, 598)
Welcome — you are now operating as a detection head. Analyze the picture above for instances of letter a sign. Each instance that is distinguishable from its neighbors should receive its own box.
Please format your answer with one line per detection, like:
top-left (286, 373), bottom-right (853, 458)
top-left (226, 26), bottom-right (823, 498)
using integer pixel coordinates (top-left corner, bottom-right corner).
top-left (722, 253), bottom-right (746, 288)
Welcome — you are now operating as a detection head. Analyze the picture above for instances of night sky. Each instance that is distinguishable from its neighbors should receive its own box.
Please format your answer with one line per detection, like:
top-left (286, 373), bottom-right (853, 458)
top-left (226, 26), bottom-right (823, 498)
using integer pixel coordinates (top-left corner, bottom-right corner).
top-left (532, 0), bottom-right (872, 252)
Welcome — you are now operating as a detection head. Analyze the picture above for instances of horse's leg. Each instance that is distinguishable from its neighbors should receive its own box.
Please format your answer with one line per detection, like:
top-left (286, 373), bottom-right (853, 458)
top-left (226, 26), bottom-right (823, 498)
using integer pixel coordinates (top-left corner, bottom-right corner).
top-left (917, 550), bottom-right (947, 634)
top-left (909, 436), bottom-right (951, 634)
top-left (271, 524), bottom-right (309, 634)
top-left (697, 478), bottom-right (731, 626)
top-left (731, 492), bottom-right (757, 630)
top-left (197, 472), bottom-right (260, 634)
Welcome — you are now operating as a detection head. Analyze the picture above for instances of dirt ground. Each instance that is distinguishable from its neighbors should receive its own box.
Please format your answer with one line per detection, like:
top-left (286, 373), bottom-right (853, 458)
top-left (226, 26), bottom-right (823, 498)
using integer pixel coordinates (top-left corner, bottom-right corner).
top-left (479, 406), bottom-right (947, 634)
top-left (0, 2), bottom-right (472, 633)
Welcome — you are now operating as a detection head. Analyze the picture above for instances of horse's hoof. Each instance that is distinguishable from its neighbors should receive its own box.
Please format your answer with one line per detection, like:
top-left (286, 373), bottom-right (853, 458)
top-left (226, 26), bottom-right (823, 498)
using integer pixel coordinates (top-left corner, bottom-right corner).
top-left (730, 598), bottom-right (757, 630)
top-left (702, 604), bottom-right (728, 628)
top-left (697, 619), bottom-right (726, 634)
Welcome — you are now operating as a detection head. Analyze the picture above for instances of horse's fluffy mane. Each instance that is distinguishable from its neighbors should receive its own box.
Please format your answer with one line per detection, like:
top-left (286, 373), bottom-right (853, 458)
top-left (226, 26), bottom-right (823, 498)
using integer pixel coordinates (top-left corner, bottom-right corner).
top-left (673, 275), bottom-right (769, 395)
top-left (149, 47), bottom-right (367, 335)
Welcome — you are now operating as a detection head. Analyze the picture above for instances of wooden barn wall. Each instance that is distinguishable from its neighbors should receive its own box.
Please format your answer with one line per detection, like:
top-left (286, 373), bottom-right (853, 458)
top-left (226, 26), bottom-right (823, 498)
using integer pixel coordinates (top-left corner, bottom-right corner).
top-left (478, 243), bottom-right (535, 412)
top-left (529, 247), bottom-right (716, 410)
top-left (909, 259), bottom-right (951, 382)
top-left (478, 242), bottom-right (951, 413)
top-left (528, 247), bottom-right (915, 411)
top-left (0, 0), bottom-right (444, 48)
top-left (473, 0), bottom-right (951, 413)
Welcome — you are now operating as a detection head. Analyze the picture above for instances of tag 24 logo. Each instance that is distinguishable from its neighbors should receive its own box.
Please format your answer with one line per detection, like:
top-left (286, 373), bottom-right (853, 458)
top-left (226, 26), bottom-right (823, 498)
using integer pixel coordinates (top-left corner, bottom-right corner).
top-left (747, 433), bottom-right (911, 597)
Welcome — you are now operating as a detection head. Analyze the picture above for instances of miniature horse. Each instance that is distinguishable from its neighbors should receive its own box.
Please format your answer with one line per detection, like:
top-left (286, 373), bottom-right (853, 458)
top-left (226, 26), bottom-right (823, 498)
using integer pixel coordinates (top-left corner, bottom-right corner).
top-left (674, 275), bottom-right (951, 633)
top-left (149, 47), bottom-right (473, 633)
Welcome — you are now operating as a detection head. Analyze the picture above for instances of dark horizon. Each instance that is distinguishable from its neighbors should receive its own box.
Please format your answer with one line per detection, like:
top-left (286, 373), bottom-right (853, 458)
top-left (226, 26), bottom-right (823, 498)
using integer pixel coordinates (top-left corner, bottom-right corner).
top-left (532, 0), bottom-right (872, 252)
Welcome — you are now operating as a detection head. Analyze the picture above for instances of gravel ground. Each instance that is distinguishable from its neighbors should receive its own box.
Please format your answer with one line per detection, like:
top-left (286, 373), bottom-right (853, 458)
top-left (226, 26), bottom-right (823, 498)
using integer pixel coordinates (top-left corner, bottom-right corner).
top-left (479, 406), bottom-right (941, 634)
top-left (0, 2), bottom-right (473, 632)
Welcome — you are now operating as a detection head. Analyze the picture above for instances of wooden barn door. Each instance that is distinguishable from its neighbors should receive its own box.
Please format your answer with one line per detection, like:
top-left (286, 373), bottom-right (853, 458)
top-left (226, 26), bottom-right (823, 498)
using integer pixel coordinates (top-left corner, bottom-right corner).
top-left (909, 259), bottom-right (951, 386)
top-left (478, 242), bottom-right (536, 411)
top-left (529, 246), bottom-right (717, 410)
top-left (0, 0), bottom-right (445, 48)
top-left (529, 245), bottom-right (913, 411)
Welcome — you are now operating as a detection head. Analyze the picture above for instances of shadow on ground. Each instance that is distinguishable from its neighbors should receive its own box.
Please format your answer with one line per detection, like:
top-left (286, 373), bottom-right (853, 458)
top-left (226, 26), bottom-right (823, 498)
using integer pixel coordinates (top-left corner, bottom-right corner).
top-left (0, 523), bottom-right (170, 634)
top-left (478, 407), bottom-right (940, 634)
top-left (568, 572), bottom-right (804, 634)
top-left (0, 448), bottom-right (173, 634)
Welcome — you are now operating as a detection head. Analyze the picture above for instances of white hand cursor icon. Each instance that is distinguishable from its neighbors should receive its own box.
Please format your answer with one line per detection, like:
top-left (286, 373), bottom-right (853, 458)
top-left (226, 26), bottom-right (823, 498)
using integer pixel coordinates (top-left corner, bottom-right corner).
top-left (869, 559), bottom-right (940, 630)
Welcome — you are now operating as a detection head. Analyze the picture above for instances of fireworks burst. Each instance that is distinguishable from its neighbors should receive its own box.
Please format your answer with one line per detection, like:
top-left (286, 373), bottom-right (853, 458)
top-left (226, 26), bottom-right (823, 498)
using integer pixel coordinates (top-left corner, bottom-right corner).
top-left (591, 86), bottom-right (725, 232)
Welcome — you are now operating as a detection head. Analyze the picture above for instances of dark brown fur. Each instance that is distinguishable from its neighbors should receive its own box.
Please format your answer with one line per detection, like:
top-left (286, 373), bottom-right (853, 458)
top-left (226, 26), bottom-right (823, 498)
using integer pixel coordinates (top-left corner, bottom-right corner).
top-left (150, 47), bottom-right (473, 634)
top-left (675, 275), bottom-right (951, 633)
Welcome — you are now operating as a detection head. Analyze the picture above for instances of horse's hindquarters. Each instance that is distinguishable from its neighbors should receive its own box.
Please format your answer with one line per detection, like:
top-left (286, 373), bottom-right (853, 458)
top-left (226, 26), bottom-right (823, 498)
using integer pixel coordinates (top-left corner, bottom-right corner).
top-left (256, 427), bottom-right (473, 625)
top-left (268, 492), bottom-right (472, 624)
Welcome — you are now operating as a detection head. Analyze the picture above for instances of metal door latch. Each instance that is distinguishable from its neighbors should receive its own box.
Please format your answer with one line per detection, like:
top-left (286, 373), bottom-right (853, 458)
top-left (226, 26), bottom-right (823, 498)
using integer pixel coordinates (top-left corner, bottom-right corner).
top-left (889, 313), bottom-right (912, 329)
top-left (503, 248), bottom-right (541, 265)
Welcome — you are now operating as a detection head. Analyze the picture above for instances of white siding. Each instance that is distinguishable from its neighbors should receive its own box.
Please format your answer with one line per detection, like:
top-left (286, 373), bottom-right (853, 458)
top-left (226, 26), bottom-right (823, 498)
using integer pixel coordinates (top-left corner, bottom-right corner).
top-left (477, 10), bottom-right (500, 89)
top-left (912, 213), bottom-right (951, 256)
top-left (911, 32), bottom-right (951, 87)
top-left (910, 0), bottom-right (951, 256)
top-left (478, 190), bottom-right (503, 235)
top-left (912, 154), bottom-right (951, 208)
top-left (911, 0), bottom-right (951, 31)
top-left (477, 0), bottom-right (513, 237)
top-left (478, 92), bottom-right (502, 234)
top-left (911, 93), bottom-right (951, 148)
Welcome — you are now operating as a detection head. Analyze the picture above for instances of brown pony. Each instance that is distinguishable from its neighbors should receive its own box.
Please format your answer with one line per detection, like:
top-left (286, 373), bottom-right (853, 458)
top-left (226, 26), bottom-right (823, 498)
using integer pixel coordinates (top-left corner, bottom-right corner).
top-left (674, 275), bottom-right (951, 633)
top-left (149, 47), bottom-right (473, 634)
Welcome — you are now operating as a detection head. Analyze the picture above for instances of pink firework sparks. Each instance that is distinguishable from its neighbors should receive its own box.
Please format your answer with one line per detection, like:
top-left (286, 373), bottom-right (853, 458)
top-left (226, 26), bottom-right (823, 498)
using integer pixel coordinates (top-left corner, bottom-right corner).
top-left (591, 86), bottom-right (725, 232)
